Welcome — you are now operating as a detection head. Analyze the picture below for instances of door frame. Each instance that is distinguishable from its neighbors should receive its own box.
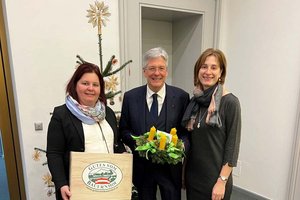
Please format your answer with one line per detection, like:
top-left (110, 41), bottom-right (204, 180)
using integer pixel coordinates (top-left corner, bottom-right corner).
top-left (0, 2), bottom-right (26, 199)
top-left (288, 88), bottom-right (300, 199)
top-left (118, 0), bottom-right (222, 92)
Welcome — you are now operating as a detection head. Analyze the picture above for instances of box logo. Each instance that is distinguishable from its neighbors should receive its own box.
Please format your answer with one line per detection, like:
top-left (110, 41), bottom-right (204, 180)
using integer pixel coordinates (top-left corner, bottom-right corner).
top-left (82, 162), bottom-right (123, 191)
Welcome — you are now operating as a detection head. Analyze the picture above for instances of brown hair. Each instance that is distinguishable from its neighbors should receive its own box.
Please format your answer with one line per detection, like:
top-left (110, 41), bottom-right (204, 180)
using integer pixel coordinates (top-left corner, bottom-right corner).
top-left (194, 48), bottom-right (227, 88)
top-left (66, 63), bottom-right (106, 105)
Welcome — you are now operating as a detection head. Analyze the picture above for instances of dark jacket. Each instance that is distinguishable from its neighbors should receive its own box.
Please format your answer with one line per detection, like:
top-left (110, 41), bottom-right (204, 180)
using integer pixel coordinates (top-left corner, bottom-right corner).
top-left (46, 104), bottom-right (125, 199)
top-left (119, 84), bottom-right (190, 189)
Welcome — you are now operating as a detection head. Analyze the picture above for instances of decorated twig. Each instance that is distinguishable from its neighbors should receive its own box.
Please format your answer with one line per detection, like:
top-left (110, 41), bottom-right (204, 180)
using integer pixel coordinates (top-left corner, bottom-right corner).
top-left (81, 0), bottom-right (132, 103)
top-left (32, 147), bottom-right (55, 196)
top-left (86, 1), bottom-right (111, 72)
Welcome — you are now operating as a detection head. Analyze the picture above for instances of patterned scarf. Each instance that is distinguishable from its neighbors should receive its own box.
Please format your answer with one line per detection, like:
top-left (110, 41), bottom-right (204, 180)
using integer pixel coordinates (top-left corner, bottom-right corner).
top-left (181, 83), bottom-right (223, 130)
top-left (65, 95), bottom-right (106, 125)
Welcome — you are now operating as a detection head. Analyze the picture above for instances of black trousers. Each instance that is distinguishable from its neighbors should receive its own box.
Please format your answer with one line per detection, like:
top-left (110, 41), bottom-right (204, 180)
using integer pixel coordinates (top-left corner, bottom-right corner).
top-left (136, 163), bottom-right (181, 200)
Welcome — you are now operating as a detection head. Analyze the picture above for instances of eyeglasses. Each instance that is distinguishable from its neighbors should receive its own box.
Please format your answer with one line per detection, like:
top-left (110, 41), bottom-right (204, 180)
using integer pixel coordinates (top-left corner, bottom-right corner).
top-left (146, 66), bottom-right (167, 73)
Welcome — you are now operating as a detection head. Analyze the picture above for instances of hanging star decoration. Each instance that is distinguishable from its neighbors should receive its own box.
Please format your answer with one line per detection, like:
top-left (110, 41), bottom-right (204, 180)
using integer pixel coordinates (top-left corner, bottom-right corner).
top-left (105, 75), bottom-right (119, 92)
top-left (42, 172), bottom-right (55, 197)
top-left (86, 1), bottom-right (111, 35)
top-left (42, 172), bottom-right (53, 186)
top-left (32, 149), bottom-right (41, 161)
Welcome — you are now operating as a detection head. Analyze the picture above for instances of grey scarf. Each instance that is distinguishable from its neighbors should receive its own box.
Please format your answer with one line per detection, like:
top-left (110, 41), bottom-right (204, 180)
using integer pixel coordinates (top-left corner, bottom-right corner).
top-left (181, 83), bottom-right (223, 130)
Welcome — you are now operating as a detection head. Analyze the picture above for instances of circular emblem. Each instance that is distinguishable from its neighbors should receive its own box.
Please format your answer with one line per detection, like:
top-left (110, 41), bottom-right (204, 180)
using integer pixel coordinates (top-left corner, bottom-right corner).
top-left (82, 162), bottom-right (123, 191)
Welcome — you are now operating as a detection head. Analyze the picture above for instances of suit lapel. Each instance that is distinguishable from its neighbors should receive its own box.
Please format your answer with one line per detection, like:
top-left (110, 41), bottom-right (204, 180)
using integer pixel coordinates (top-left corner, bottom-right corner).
top-left (137, 86), bottom-right (147, 133)
top-left (165, 85), bottom-right (176, 130)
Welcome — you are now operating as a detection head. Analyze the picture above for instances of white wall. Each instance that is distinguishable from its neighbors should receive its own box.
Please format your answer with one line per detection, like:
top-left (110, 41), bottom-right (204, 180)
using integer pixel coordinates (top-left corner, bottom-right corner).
top-left (3, 0), bottom-right (121, 199)
top-left (219, 0), bottom-right (300, 199)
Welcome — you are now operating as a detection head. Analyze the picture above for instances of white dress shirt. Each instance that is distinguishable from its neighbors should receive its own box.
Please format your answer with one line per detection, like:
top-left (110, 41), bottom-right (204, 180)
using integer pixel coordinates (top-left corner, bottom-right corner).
top-left (146, 84), bottom-right (166, 116)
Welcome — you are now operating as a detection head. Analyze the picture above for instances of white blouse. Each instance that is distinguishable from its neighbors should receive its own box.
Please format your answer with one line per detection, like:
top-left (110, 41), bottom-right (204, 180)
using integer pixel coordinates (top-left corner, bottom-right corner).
top-left (82, 119), bottom-right (114, 153)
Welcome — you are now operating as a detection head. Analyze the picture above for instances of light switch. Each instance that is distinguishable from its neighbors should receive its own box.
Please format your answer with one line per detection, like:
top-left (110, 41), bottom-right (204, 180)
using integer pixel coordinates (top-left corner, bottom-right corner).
top-left (34, 122), bottom-right (43, 131)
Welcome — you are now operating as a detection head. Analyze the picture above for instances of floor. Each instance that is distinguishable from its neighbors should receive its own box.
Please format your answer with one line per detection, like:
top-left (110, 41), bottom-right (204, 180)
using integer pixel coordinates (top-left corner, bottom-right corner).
top-left (231, 190), bottom-right (252, 200)
top-left (155, 187), bottom-right (255, 200)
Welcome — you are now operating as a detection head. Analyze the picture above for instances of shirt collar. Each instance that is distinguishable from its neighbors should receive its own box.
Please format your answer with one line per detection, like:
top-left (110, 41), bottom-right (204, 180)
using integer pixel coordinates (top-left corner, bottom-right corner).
top-left (146, 84), bottom-right (166, 99)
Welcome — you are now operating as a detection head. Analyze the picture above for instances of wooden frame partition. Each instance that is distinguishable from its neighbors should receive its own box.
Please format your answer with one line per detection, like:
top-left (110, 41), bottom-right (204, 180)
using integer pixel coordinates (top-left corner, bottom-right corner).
top-left (0, 2), bottom-right (26, 199)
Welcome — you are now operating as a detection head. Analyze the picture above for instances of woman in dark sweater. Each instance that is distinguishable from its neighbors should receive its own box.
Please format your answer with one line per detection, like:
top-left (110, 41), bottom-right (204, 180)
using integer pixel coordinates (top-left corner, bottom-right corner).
top-left (182, 48), bottom-right (241, 200)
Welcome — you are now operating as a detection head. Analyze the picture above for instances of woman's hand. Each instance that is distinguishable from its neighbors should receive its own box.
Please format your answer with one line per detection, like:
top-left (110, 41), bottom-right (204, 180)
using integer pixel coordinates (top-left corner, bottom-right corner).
top-left (60, 185), bottom-right (72, 200)
top-left (211, 179), bottom-right (226, 200)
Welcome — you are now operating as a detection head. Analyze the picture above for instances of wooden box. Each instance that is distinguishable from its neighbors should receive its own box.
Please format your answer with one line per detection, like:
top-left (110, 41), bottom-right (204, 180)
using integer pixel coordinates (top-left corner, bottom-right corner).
top-left (70, 152), bottom-right (133, 200)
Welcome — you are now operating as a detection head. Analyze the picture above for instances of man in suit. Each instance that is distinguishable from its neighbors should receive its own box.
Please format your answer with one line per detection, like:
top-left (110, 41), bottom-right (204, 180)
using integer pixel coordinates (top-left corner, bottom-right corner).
top-left (119, 47), bottom-right (190, 200)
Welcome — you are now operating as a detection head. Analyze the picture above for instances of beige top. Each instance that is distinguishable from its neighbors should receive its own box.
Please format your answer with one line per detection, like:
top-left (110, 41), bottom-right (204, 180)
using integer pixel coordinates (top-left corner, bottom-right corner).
top-left (82, 119), bottom-right (114, 153)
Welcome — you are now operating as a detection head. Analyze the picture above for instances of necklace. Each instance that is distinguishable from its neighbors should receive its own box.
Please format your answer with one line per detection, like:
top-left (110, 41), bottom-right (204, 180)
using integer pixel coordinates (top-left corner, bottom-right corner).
top-left (197, 109), bottom-right (207, 128)
top-left (98, 122), bottom-right (110, 153)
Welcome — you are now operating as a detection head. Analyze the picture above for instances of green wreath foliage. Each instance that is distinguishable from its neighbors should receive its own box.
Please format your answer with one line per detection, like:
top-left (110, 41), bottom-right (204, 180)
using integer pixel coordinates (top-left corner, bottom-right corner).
top-left (132, 132), bottom-right (185, 165)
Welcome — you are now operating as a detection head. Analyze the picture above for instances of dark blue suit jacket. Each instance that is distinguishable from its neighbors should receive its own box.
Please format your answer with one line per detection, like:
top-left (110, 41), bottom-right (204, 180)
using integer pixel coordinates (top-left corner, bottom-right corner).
top-left (119, 84), bottom-right (190, 188)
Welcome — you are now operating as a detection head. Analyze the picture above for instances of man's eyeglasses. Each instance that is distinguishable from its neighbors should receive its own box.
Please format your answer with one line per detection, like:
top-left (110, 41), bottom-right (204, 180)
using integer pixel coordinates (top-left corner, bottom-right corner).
top-left (146, 67), bottom-right (167, 73)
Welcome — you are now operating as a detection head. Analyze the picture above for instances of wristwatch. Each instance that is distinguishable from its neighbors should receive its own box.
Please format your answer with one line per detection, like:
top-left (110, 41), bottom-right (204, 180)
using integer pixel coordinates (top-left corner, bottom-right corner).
top-left (219, 175), bottom-right (228, 182)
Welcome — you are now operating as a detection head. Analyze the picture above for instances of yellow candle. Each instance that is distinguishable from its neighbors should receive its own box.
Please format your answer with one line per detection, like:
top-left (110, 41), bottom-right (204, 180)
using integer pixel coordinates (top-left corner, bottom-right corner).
top-left (172, 135), bottom-right (178, 146)
top-left (148, 126), bottom-right (156, 141)
top-left (159, 133), bottom-right (167, 150)
top-left (170, 128), bottom-right (177, 136)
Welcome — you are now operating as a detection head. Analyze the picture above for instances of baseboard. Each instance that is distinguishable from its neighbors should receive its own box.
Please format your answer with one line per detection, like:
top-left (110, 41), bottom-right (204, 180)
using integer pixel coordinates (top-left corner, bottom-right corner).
top-left (232, 185), bottom-right (271, 200)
